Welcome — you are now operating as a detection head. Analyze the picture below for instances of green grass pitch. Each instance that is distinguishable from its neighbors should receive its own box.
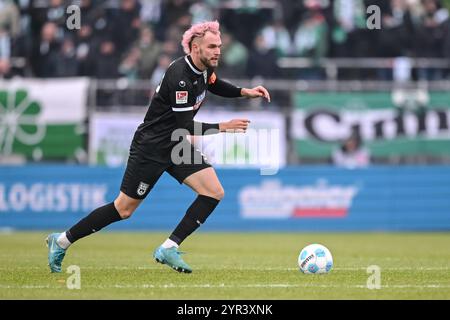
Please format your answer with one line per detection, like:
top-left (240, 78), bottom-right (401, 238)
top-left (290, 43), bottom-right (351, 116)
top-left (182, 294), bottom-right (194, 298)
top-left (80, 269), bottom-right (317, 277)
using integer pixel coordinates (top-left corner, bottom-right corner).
top-left (0, 232), bottom-right (449, 299)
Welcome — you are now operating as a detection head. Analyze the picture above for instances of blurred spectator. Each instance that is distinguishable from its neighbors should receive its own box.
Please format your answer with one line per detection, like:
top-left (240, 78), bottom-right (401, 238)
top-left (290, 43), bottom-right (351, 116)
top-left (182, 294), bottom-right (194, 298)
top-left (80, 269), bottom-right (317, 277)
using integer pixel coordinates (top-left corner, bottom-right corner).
top-left (375, 0), bottom-right (416, 80)
top-left (119, 46), bottom-right (141, 80)
top-left (73, 0), bottom-right (115, 77)
top-left (166, 14), bottom-right (192, 45)
top-left (33, 0), bottom-right (66, 41)
top-left (331, 0), bottom-right (367, 57)
top-left (46, 0), bottom-right (66, 25)
top-left (55, 36), bottom-right (78, 77)
top-left (377, 0), bottom-right (415, 57)
top-left (189, 1), bottom-right (216, 24)
top-left (80, 0), bottom-right (109, 36)
top-left (332, 132), bottom-right (371, 169)
top-left (32, 22), bottom-right (61, 77)
top-left (415, 0), bottom-right (449, 80)
top-left (150, 53), bottom-right (172, 90)
top-left (219, 31), bottom-right (248, 78)
top-left (0, 0), bottom-right (20, 78)
top-left (135, 25), bottom-right (162, 78)
top-left (163, 22), bottom-right (186, 58)
top-left (156, 0), bottom-right (192, 41)
top-left (95, 36), bottom-right (121, 106)
top-left (293, 7), bottom-right (328, 59)
top-left (140, 0), bottom-right (162, 26)
top-left (94, 38), bottom-right (120, 79)
top-left (220, 0), bottom-right (273, 48)
top-left (260, 19), bottom-right (292, 57)
top-left (113, 0), bottom-right (142, 55)
top-left (0, 0), bottom-right (21, 38)
top-left (293, 4), bottom-right (328, 79)
top-left (75, 23), bottom-right (95, 76)
top-left (119, 26), bottom-right (162, 80)
top-left (246, 34), bottom-right (279, 78)
top-left (173, 13), bottom-right (192, 36)
top-left (279, 0), bottom-right (305, 33)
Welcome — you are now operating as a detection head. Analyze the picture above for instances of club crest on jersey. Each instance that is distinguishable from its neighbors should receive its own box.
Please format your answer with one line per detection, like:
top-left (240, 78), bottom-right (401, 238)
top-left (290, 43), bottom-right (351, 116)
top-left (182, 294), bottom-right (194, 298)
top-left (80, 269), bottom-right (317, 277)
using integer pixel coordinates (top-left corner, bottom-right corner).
top-left (208, 72), bottom-right (217, 84)
top-left (176, 91), bottom-right (188, 104)
top-left (137, 182), bottom-right (150, 196)
top-left (179, 80), bottom-right (186, 87)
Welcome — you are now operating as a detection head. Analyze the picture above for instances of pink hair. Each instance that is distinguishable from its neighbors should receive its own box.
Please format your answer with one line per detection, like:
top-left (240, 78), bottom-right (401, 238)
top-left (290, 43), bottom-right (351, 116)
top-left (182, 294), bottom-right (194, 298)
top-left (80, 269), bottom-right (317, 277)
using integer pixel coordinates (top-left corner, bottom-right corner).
top-left (181, 20), bottom-right (221, 54)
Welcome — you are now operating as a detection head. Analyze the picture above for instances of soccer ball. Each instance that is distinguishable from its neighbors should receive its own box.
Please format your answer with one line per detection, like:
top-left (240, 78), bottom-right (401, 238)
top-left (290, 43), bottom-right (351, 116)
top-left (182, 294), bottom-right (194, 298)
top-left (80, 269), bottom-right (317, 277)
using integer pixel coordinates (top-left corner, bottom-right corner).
top-left (298, 244), bottom-right (333, 274)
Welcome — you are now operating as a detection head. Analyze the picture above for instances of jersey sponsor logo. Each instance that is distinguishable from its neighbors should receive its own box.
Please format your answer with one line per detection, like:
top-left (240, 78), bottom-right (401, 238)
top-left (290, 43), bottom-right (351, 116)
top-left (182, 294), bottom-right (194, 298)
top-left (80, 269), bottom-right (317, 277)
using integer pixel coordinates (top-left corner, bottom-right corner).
top-left (137, 182), bottom-right (150, 196)
top-left (176, 91), bottom-right (188, 104)
top-left (193, 90), bottom-right (206, 110)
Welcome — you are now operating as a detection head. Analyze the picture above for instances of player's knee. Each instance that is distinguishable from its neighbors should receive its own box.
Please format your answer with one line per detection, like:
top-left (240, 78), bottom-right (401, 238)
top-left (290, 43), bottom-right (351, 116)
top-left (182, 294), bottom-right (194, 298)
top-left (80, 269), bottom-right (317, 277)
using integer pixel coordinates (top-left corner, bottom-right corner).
top-left (217, 187), bottom-right (225, 200)
top-left (209, 186), bottom-right (225, 201)
top-left (114, 200), bottom-right (136, 219)
top-left (114, 192), bottom-right (142, 219)
top-left (118, 208), bottom-right (134, 219)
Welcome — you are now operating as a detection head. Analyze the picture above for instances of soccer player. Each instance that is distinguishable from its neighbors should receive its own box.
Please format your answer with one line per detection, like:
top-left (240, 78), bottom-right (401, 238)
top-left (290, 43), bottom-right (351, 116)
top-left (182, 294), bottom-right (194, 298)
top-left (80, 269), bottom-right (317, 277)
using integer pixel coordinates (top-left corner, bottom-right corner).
top-left (46, 20), bottom-right (270, 273)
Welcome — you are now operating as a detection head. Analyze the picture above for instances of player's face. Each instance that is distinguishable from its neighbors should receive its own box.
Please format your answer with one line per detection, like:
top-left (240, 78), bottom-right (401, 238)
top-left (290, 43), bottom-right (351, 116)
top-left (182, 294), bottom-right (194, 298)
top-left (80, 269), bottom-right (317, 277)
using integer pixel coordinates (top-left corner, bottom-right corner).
top-left (199, 32), bottom-right (222, 68)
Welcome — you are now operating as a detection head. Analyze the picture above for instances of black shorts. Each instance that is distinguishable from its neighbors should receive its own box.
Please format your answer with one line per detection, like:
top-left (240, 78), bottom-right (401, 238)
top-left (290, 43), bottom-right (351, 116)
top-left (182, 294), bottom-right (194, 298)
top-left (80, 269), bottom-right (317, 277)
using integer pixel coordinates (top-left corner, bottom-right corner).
top-left (120, 139), bottom-right (211, 199)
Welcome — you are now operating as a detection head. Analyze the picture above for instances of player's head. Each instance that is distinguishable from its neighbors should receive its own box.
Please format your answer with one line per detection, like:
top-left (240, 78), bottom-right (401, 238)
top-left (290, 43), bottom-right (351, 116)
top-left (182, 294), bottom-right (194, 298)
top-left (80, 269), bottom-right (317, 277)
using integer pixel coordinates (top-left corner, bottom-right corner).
top-left (181, 20), bottom-right (222, 69)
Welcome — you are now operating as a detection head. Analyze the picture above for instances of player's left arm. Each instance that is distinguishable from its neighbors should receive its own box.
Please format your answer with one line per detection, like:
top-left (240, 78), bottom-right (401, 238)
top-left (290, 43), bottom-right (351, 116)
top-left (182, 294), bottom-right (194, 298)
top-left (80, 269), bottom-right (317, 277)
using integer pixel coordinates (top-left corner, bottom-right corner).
top-left (208, 73), bottom-right (271, 102)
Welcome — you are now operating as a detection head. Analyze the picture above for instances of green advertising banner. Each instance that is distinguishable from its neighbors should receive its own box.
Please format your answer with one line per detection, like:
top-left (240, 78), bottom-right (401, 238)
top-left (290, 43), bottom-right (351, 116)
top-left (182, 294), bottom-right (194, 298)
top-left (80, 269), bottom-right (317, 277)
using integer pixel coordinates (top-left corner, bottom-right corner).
top-left (291, 91), bottom-right (450, 159)
top-left (0, 78), bottom-right (89, 161)
top-left (89, 112), bottom-right (143, 166)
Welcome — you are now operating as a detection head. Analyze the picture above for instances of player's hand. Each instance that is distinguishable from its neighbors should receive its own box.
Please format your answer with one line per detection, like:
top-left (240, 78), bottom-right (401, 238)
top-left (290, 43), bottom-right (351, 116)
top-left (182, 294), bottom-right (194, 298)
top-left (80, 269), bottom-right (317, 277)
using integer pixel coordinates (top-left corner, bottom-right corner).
top-left (241, 86), bottom-right (271, 102)
top-left (219, 119), bottom-right (251, 133)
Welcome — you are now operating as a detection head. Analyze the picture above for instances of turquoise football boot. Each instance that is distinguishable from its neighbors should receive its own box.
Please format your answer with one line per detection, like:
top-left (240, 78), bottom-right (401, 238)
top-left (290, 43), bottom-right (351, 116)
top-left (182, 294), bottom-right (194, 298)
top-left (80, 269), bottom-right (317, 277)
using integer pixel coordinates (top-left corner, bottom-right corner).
top-left (46, 233), bottom-right (67, 273)
top-left (153, 246), bottom-right (192, 273)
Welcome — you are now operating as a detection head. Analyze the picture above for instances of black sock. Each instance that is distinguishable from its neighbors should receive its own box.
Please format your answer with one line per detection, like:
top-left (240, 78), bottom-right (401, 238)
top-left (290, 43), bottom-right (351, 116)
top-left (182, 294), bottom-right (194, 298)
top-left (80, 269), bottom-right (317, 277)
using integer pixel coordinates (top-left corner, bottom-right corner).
top-left (66, 202), bottom-right (122, 243)
top-left (169, 195), bottom-right (220, 245)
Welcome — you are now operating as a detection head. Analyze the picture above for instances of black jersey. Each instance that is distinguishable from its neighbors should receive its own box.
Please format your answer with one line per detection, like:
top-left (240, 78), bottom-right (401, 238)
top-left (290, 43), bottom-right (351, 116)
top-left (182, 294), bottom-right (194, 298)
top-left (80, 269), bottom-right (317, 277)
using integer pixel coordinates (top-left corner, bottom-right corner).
top-left (133, 55), bottom-right (241, 162)
top-left (133, 56), bottom-right (211, 157)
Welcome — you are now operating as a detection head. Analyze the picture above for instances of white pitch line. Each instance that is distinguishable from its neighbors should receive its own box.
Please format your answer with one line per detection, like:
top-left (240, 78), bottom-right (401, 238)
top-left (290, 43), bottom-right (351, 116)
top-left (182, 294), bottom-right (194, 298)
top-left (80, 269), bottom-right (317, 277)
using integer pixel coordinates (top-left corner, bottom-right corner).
top-left (1, 283), bottom-right (450, 290)
top-left (0, 285), bottom-right (51, 289)
top-left (1, 266), bottom-right (450, 271)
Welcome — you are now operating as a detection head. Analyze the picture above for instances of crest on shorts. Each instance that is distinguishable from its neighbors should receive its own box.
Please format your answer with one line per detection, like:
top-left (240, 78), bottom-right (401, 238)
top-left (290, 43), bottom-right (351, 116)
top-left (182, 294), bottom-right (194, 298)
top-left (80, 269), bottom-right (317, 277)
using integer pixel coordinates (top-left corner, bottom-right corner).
top-left (137, 182), bottom-right (150, 196)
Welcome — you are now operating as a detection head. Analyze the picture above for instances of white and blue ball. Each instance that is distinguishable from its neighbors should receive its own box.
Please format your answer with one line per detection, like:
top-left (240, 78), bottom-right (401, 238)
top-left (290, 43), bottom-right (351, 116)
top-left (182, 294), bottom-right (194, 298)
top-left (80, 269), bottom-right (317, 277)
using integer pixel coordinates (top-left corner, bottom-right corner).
top-left (298, 244), bottom-right (333, 274)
